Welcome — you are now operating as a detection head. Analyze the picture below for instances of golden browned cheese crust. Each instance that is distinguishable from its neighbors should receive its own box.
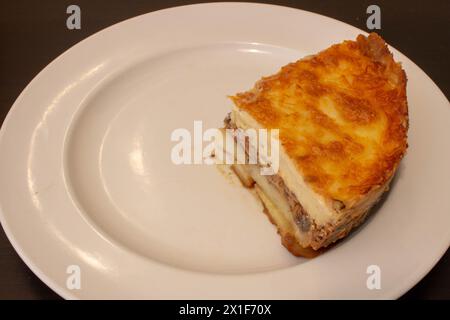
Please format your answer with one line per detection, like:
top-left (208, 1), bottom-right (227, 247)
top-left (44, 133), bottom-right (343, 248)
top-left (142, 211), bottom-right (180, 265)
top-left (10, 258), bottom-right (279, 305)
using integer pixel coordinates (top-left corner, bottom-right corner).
top-left (231, 33), bottom-right (408, 205)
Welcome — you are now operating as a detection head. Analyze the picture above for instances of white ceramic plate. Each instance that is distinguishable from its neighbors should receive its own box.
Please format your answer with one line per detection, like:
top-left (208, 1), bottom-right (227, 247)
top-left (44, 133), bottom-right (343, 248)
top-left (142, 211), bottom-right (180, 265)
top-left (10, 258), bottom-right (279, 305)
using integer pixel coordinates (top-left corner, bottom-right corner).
top-left (0, 3), bottom-right (449, 299)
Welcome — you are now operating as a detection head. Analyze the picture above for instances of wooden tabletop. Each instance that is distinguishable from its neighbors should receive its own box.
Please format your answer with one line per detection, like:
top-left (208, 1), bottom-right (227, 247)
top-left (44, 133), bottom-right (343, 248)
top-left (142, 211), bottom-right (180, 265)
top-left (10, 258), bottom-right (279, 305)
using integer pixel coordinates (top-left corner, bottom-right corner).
top-left (0, 0), bottom-right (448, 299)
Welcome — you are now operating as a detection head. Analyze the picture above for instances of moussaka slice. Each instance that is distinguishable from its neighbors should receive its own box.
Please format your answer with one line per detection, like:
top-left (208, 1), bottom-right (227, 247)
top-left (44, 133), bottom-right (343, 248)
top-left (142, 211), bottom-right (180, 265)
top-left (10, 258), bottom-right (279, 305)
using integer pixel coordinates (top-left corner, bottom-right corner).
top-left (225, 33), bottom-right (408, 257)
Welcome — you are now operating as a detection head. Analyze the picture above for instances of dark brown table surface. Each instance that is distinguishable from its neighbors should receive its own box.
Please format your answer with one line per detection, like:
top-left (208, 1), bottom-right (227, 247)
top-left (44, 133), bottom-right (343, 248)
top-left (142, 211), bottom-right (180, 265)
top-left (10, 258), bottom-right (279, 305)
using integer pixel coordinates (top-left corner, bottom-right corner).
top-left (0, 0), bottom-right (449, 300)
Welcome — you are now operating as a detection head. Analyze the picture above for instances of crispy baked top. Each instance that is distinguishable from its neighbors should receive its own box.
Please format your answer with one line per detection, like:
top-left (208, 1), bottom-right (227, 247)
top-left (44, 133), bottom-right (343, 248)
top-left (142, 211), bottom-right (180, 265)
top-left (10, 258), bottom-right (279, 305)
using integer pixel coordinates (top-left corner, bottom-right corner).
top-left (231, 33), bottom-right (408, 205)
